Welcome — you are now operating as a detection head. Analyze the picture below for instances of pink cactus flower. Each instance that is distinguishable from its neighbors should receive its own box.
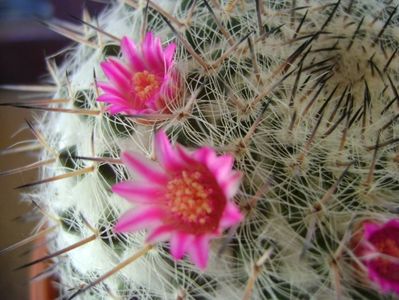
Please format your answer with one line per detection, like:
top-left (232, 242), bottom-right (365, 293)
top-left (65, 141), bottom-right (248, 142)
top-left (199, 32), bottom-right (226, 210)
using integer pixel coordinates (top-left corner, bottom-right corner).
top-left (97, 32), bottom-right (179, 115)
top-left (354, 219), bottom-right (399, 296)
top-left (113, 130), bottom-right (243, 269)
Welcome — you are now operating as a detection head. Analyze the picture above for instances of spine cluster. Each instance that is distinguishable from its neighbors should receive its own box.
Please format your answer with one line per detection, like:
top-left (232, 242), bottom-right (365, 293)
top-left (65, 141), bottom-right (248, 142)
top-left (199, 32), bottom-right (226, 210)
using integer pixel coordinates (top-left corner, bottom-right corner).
top-left (2, 1), bottom-right (399, 299)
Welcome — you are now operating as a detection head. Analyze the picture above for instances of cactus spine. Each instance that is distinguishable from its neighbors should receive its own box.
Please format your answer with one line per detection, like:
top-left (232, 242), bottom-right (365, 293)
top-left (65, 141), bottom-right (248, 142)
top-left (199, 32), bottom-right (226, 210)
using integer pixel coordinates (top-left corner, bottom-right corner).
top-left (2, 0), bottom-right (399, 299)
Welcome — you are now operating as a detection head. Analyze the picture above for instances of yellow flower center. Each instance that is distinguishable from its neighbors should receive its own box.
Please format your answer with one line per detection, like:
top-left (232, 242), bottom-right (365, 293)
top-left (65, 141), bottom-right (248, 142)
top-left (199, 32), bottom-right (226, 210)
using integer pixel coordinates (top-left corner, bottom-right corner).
top-left (132, 70), bottom-right (160, 100)
top-left (166, 170), bottom-right (213, 225)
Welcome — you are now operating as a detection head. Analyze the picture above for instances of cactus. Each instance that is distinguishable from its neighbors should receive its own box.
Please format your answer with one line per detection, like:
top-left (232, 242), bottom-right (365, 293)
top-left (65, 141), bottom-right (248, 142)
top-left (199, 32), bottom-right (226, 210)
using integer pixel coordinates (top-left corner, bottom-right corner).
top-left (2, 0), bottom-right (399, 299)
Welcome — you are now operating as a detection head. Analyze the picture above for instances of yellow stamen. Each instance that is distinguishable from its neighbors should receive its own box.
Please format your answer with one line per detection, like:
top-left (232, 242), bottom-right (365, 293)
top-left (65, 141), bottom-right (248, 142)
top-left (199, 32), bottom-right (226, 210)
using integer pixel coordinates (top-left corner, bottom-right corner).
top-left (166, 170), bottom-right (213, 224)
top-left (132, 70), bottom-right (160, 100)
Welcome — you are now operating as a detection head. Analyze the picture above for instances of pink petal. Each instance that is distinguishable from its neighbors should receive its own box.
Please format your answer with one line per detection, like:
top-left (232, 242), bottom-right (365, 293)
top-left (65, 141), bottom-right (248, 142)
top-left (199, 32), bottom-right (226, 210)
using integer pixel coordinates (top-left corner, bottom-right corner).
top-left (155, 131), bottom-right (184, 170)
top-left (194, 147), bottom-right (216, 165)
top-left (220, 171), bottom-right (242, 199)
top-left (121, 36), bottom-right (145, 71)
top-left (97, 93), bottom-right (126, 104)
top-left (146, 225), bottom-right (174, 243)
top-left (97, 82), bottom-right (125, 99)
top-left (163, 43), bottom-right (176, 68)
top-left (367, 261), bottom-right (399, 295)
top-left (364, 222), bottom-right (382, 240)
top-left (385, 219), bottom-right (399, 230)
top-left (142, 31), bottom-right (154, 50)
top-left (141, 91), bottom-right (162, 111)
top-left (112, 181), bottom-right (162, 204)
top-left (170, 232), bottom-right (191, 260)
top-left (219, 202), bottom-right (243, 228)
top-left (210, 155), bottom-right (234, 179)
top-left (108, 104), bottom-right (130, 115)
top-left (101, 61), bottom-right (131, 92)
top-left (176, 145), bottom-right (195, 165)
top-left (156, 78), bottom-right (178, 110)
top-left (108, 57), bottom-right (131, 79)
top-left (188, 235), bottom-right (210, 270)
top-left (142, 32), bottom-right (155, 60)
top-left (121, 151), bottom-right (168, 185)
top-left (142, 32), bottom-right (164, 73)
top-left (114, 207), bottom-right (165, 233)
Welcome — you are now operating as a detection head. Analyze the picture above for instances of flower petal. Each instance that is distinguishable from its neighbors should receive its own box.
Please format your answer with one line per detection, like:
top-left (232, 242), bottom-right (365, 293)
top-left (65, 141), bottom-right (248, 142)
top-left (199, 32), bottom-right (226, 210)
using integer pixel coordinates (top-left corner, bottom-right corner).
top-left (112, 181), bottom-right (162, 204)
top-left (367, 260), bottom-right (399, 294)
top-left (147, 225), bottom-right (174, 243)
top-left (108, 104), bottom-right (131, 115)
top-left (97, 82), bottom-right (125, 99)
top-left (101, 61), bottom-right (131, 92)
top-left (194, 147), bottom-right (216, 165)
top-left (155, 131), bottom-right (184, 170)
top-left (170, 232), bottom-right (191, 260)
top-left (114, 207), bottom-right (165, 233)
top-left (188, 235), bottom-right (210, 270)
top-left (163, 43), bottom-right (176, 68)
top-left (220, 171), bottom-right (242, 199)
top-left (364, 222), bottom-right (382, 240)
top-left (144, 33), bottom-right (168, 74)
top-left (219, 202), bottom-right (243, 228)
top-left (210, 154), bottom-right (234, 179)
top-left (121, 36), bottom-right (145, 71)
top-left (97, 93), bottom-right (126, 104)
top-left (121, 151), bottom-right (168, 185)
top-left (385, 219), bottom-right (399, 230)
top-left (176, 145), bottom-right (195, 165)
top-left (108, 57), bottom-right (131, 79)
top-left (142, 33), bottom-right (158, 66)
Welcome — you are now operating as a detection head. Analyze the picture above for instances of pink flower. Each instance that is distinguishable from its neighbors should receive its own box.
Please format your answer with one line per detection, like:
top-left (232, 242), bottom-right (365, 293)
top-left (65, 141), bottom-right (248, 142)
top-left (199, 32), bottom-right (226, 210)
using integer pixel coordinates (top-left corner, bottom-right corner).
top-left (113, 131), bottom-right (243, 269)
top-left (353, 219), bottom-right (399, 296)
top-left (97, 32), bottom-right (179, 115)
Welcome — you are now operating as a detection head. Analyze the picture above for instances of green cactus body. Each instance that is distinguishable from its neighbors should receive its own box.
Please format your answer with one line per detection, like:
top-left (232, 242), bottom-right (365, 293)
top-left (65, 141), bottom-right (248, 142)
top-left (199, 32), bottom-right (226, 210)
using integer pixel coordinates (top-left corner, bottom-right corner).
top-left (4, 0), bottom-right (399, 299)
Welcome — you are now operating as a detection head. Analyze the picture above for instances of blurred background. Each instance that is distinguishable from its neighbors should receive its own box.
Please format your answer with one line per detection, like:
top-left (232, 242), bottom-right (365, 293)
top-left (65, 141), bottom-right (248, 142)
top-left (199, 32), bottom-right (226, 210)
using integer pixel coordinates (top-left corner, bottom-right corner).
top-left (0, 0), bottom-right (105, 298)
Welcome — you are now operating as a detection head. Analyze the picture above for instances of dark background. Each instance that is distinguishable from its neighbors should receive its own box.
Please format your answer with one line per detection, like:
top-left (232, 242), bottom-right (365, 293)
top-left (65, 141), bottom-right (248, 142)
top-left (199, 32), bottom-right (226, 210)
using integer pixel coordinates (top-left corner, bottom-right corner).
top-left (0, 0), bottom-right (106, 84)
top-left (0, 1), bottom-right (105, 298)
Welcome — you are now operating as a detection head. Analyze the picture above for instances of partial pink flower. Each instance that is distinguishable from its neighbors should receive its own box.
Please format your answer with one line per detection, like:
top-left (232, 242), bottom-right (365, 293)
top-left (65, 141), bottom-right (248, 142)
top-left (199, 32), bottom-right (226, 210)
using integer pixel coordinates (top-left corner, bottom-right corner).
top-left (113, 130), bottom-right (243, 269)
top-left (97, 32), bottom-right (179, 115)
top-left (353, 219), bottom-right (399, 296)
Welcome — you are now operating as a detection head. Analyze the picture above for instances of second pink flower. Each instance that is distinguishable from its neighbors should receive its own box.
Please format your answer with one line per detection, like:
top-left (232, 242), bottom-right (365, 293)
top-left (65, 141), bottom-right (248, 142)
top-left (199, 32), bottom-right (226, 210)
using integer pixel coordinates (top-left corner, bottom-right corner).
top-left (97, 32), bottom-right (180, 115)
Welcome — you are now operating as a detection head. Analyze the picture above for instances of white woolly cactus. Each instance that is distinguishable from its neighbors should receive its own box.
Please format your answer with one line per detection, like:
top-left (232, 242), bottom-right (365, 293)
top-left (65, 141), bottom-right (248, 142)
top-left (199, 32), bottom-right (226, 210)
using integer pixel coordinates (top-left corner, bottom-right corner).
top-left (3, 0), bottom-right (399, 299)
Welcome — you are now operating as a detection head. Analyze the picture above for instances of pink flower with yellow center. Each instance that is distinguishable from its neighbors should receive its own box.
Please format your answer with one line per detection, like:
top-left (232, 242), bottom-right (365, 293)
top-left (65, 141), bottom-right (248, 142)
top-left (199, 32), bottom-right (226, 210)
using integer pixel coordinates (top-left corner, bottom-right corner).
top-left (113, 131), bottom-right (243, 269)
top-left (97, 32), bottom-right (179, 115)
top-left (353, 219), bottom-right (399, 296)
